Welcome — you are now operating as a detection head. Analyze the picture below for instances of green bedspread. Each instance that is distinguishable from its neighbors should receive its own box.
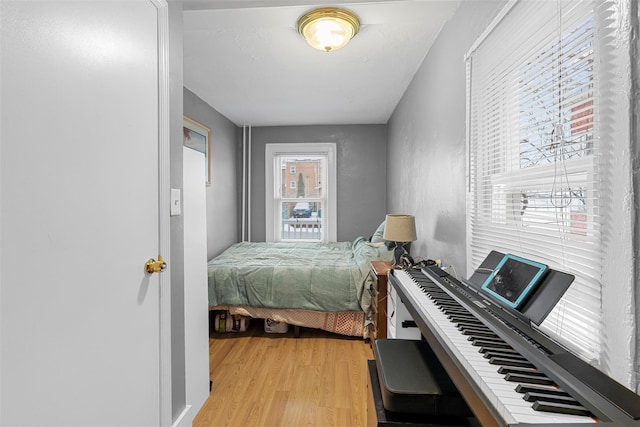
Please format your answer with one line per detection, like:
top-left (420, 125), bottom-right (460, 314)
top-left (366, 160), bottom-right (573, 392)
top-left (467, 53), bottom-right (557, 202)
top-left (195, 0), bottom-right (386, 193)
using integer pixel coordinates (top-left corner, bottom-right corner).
top-left (207, 237), bottom-right (393, 314)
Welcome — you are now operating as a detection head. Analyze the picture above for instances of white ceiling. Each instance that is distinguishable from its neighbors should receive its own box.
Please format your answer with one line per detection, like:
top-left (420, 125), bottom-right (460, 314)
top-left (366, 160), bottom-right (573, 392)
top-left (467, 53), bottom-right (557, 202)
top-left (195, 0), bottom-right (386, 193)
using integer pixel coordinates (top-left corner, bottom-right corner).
top-left (183, 1), bottom-right (461, 126)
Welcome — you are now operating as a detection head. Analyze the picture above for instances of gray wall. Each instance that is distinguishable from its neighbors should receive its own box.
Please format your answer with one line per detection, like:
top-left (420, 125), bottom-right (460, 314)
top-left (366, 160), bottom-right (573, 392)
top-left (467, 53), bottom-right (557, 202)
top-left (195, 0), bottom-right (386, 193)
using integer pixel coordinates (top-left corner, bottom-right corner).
top-left (183, 87), bottom-right (240, 260)
top-left (248, 125), bottom-right (388, 242)
top-left (632, 0), bottom-right (640, 391)
top-left (387, 0), bottom-right (506, 272)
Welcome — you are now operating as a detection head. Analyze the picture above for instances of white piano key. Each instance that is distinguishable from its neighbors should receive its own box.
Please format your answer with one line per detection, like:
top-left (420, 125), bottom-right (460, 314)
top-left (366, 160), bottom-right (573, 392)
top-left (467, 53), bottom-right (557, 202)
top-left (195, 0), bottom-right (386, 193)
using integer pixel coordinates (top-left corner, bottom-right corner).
top-left (392, 269), bottom-right (596, 425)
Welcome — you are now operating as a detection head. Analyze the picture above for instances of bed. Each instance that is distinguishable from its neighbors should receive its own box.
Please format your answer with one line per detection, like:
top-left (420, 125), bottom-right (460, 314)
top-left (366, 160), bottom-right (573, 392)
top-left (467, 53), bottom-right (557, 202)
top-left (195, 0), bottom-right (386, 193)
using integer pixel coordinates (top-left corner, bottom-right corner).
top-left (207, 223), bottom-right (394, 338)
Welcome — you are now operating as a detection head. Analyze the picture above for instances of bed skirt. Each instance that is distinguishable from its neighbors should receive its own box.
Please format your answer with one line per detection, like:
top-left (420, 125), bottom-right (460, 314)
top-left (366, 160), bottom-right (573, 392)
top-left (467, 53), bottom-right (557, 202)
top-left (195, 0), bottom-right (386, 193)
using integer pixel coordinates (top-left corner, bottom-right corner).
top-left (211, 305), bottom-right (370, 339)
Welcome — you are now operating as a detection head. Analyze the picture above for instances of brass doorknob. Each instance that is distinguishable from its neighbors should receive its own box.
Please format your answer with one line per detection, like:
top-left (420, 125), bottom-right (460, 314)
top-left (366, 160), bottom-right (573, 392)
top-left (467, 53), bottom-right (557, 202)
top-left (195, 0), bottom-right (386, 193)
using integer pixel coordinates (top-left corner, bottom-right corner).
top-left (145, 255), bottom-right (167, 274)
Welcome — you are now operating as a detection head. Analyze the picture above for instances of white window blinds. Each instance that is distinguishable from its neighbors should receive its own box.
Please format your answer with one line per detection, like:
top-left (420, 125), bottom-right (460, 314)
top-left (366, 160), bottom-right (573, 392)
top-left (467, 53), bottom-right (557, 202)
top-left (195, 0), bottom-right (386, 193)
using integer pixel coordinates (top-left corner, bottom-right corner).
top-left (466, 0), bottom-right (615, 365)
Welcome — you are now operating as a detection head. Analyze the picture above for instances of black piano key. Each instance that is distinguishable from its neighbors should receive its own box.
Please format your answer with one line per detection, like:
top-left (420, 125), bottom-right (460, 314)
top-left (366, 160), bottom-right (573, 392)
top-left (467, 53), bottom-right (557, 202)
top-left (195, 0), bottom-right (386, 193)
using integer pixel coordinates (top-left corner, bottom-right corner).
top-left (532, 401), bottom-right (592, 417)
top-left (457, 323), bottom-right (492, 331)
top-left (457, 321), bottom-right (490, 328)
top-left (440, 308), bottom-right (465, 314)
top-left (471, 339), bottom-right (512, 349)
top-left (428, 293), bottom-right (450, 299)
top-left (461, 329), bottom-right (498, 339)
top-left (490, 357), bottom-right (536, 368)
top-left (523, 392), bottom-right (583, 406)
top-left (498, 366), bottom-right (544, 376)
top-left (445, 310), bottom-right (473, 317)
top-left (440, 307), bottom-right (474, 319)
top-left (450, 318), bottom-right (485, 325)
top-left (440, 305), bottom-right (473, 317)
top-left (504, 372), bottom-right (555, 386)
top-left (461, 324), bottom-right (493, 331)
top-left (442, 309), bottom-right (469, 316)
top-left (438, 302), bottom-right (463, 308)
top-left (482, 351), bottom-right (527, 361)
top-left (434, 297), bottom-right (454, 304)
top-left (466, 334), bottom-right (501, 342)
top-left (456, 320), bottom-right (486, 328)
top-left (458, 324), bottom-right (492, 331)
top-left (447, 314), bottom-right (478, 322)
top-left (430, 292), bottom-right (450, 298)
top-left (480, 347), bottom-right (522, 356)
top-left (428, 291), bottom-right (450, 298)
top-left (515, 384), bottom-right (570, 396)
top-left (478, 346), bottom-right (519, 355)
top-left (471, 336), bottom-right (506, 344)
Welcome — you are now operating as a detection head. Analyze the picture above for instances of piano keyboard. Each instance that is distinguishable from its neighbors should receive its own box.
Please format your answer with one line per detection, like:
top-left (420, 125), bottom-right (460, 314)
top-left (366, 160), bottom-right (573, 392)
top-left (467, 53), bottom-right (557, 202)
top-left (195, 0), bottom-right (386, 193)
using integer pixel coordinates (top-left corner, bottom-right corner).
top-left (391, 268), bottom-right (596, 425)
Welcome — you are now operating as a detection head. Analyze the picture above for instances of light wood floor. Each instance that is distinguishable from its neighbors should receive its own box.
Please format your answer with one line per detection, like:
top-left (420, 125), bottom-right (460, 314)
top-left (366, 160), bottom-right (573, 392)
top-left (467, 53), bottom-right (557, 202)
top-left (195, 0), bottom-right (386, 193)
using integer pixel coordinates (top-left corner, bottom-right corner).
top-left (193, 319), bottom-right (374, 427)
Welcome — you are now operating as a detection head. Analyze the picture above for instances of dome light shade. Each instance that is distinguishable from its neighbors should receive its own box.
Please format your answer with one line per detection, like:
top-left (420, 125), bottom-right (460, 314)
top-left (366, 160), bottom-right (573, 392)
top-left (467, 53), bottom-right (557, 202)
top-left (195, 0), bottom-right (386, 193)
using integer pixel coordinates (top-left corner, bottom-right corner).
top-left (298, 7), bottom-right (360, 52)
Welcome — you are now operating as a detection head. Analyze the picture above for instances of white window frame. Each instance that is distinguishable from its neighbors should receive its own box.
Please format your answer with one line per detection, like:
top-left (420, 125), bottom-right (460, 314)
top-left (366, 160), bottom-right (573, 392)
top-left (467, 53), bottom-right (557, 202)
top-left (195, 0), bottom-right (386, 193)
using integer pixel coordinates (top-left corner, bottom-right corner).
top-left (265, 143), bottom-right (337, 242)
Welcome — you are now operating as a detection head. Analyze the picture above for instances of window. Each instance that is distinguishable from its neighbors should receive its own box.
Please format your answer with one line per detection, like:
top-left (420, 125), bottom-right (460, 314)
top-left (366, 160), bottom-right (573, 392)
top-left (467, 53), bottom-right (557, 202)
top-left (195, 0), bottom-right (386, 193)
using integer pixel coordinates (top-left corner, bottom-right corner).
top-left (265, 143), bottom-right (336, 242)
top-left (466, 0), bottom-right (618, 366)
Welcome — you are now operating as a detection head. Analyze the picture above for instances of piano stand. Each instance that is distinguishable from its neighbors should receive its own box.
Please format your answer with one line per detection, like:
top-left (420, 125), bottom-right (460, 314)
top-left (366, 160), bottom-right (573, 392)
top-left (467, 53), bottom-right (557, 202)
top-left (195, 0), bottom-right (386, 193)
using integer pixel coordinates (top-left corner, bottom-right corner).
top-left (367, 339), bottom-right (477, 427)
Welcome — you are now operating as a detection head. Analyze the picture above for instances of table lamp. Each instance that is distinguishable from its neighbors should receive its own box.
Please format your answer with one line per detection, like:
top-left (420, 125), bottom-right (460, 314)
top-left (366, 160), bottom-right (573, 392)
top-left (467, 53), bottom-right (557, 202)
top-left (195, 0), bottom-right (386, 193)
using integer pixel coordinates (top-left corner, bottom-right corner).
top-left (382, 214), bottom-right (417, 268)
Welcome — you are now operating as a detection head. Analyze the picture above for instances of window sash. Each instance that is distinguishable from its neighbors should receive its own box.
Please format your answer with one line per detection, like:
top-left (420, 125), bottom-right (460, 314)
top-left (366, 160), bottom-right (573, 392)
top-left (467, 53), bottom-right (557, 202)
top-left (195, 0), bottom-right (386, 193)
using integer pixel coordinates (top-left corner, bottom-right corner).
top-left (265, 143), bottom-right (337, 242)
top-left (274, 154), bottom-right (328, 242)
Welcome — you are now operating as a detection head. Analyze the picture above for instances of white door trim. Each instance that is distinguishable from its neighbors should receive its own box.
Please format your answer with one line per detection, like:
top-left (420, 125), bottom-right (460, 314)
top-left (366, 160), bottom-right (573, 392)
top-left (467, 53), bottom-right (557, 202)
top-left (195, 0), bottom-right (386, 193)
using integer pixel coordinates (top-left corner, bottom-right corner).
top-left (152, 1), bottom-right (172, 425)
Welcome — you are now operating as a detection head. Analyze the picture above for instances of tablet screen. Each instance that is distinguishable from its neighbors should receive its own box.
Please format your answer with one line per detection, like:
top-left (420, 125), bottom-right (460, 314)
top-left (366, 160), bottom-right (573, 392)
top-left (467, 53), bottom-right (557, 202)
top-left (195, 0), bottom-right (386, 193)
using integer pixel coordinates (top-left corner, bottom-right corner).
top-left (481, 254), bottom-right (548, 309)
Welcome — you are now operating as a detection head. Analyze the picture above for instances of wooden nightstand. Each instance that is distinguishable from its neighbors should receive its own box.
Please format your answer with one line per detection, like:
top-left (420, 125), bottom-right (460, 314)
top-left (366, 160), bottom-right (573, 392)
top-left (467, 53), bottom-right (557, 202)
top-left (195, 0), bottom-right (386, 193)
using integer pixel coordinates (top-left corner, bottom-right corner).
top-left (369, 261), bottom-right (392, 346)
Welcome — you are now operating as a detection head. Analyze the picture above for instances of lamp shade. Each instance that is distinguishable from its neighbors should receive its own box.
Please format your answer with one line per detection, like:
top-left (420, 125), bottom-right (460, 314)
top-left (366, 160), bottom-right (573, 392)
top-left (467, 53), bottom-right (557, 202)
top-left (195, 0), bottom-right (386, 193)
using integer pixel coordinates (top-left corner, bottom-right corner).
top-left (383, 214), bottom-right (417, 242)
top-left (298, 7), bottom-right (360, 52)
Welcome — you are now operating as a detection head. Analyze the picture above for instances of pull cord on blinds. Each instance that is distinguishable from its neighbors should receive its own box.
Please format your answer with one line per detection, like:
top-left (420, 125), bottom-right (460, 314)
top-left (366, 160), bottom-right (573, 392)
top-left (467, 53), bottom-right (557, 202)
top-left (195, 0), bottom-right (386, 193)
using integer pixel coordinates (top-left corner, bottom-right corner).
top-left (465, 0), bottom-right (616, 367)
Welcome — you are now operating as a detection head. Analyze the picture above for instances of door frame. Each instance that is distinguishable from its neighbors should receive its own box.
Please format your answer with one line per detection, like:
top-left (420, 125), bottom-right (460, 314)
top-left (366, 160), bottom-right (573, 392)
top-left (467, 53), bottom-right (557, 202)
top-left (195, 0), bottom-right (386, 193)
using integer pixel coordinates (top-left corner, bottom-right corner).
top-left (153, 1), bottom-right (172, 425)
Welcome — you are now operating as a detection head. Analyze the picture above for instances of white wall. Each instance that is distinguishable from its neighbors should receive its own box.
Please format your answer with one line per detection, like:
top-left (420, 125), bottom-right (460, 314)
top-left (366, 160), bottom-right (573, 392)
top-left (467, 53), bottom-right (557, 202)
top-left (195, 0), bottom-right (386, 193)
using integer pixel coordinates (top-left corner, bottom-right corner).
top-left (178, 148), bottom-right (210, 426)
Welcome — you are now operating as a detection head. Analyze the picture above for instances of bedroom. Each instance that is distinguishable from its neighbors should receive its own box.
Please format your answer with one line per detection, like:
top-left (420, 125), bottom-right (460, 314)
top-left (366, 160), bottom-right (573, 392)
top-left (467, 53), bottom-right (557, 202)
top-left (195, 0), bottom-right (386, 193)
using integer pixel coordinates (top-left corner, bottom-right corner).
top-left (1, 0), bottom-right (639, 426)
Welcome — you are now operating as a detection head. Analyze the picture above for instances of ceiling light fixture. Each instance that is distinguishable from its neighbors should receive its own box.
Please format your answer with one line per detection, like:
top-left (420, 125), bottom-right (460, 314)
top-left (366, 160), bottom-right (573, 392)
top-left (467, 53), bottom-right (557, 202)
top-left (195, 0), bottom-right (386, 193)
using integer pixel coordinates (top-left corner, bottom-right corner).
top-left (297, 7), bottom-right (360, 52)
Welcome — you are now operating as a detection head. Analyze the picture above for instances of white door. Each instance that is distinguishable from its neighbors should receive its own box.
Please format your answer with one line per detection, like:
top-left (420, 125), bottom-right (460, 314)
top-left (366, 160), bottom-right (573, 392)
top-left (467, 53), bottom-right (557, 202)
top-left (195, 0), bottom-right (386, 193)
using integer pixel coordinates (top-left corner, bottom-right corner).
top-left (0, 1), bottom-right (170, 425)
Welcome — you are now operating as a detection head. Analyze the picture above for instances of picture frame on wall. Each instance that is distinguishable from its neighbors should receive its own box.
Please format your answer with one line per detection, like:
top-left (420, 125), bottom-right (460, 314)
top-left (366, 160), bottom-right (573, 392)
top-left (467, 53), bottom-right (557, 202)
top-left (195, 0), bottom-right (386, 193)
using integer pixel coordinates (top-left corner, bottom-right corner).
top-left (183, 115), bottom-right (211, 185)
